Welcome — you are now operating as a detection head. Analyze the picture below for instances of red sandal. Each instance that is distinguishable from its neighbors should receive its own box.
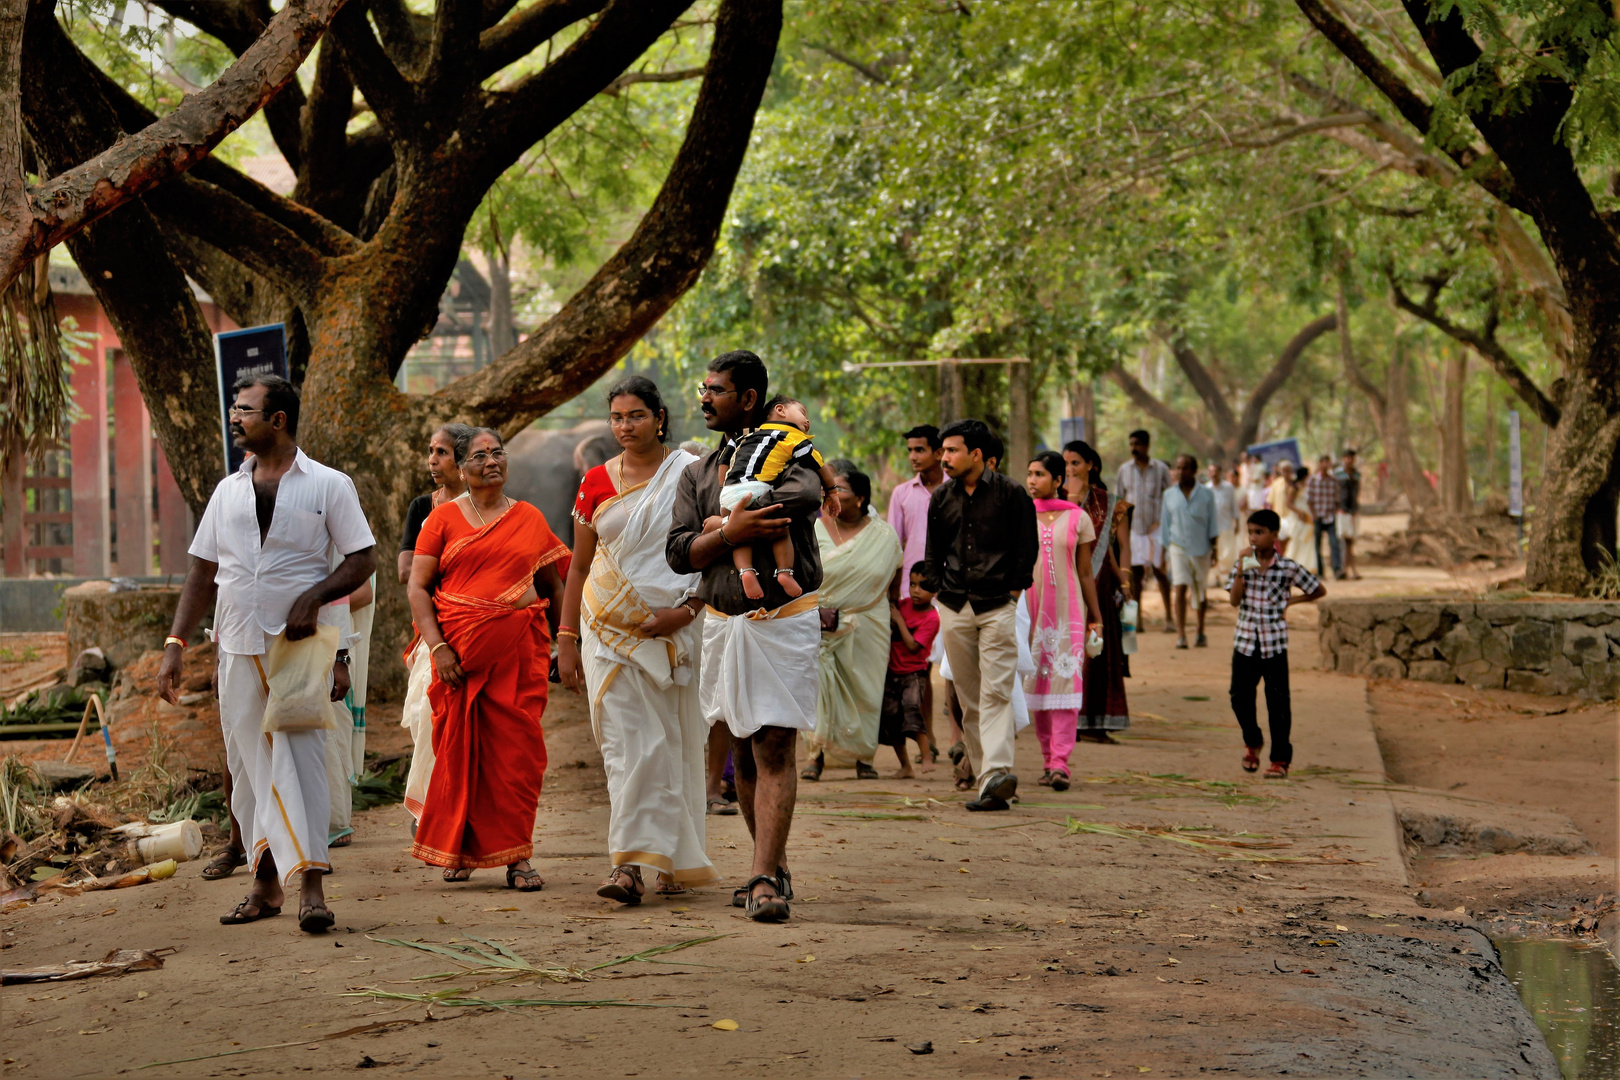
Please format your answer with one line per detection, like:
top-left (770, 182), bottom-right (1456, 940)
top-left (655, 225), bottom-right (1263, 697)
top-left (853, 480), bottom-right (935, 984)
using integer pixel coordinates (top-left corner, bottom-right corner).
top-left (1242, 749), bottom-right (1260, 773)
top-left (1263, 762), bottom-right (1289, 780)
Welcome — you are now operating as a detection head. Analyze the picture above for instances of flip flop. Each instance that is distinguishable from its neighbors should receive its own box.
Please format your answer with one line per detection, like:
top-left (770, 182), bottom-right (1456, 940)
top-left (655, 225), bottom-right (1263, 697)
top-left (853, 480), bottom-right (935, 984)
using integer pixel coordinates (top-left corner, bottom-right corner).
top-left (220, 896), bottom-right (280, 925)
top-left (328, 827), bottom-right (354, 847)
top-left (201, 849), bottom-right (247, 880)
top-left (707, 796), bottom-right (738, 816)
top-left (1242, 750), bottom-right (1260, 774)
top-left (506, 864), bottom-right (546, 892)
top-left (298, 902), bottom-right (335, 933)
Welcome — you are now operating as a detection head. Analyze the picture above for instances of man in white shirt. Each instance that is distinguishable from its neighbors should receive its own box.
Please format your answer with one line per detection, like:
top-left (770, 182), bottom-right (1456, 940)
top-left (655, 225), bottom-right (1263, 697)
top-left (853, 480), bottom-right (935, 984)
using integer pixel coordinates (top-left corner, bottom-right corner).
top-left (1115, 429), bottom-right (1174, 631)
top-left (1203, 461), bottom-right (1239, 584)
top-left (1161, 454), bottom-right (1222, 648)
top-left (158, 375), bottom-right (376, 934)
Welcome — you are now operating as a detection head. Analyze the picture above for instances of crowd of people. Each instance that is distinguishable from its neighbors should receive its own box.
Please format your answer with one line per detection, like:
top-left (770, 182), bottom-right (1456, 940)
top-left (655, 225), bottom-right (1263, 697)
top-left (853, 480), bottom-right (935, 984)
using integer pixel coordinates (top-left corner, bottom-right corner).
top-left (151, 351), bottom-right (1335, 930)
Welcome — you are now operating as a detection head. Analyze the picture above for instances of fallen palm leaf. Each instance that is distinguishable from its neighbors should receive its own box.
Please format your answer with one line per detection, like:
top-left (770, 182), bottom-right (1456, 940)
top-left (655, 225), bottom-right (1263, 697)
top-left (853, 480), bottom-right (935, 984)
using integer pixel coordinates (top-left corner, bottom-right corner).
top-left (1062, 818), bottom-right (1354, 863)
top-left (140, 1017), bottom-right (441, 1069)
top-left (813, 811), bottom-right (928, 820)
top-left (344, 987), bottom-right (676, 1010)
top-left (585, 934), bottom-right (731, 972)
top-left (369, 934), bottom-right (586, 983)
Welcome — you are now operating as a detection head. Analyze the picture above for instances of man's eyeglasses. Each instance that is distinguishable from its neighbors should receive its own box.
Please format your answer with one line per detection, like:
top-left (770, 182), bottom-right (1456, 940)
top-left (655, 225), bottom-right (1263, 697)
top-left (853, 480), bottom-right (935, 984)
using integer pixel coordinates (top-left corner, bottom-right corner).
top-left (696, 383), bottom-right (737, 399)
top-left (227, 406), bottom-right (269, 418)
top-left (465, 450), bottom-right (508, 467)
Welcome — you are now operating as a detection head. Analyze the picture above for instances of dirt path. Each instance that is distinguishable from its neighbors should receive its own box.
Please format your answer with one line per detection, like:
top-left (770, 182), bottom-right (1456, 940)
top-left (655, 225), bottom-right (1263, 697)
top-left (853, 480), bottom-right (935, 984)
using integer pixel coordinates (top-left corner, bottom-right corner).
top-left (0, 589), bottom-right (1565, 1078)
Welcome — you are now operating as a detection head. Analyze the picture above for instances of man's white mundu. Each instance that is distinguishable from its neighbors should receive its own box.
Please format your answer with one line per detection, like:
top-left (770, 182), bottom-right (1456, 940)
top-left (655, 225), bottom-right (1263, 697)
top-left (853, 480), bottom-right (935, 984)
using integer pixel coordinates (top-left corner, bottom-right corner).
top-left (191, 449), bottom-right (375, 883)
top-left (581, 450), bottom-right (718, 886)
top-left (700, 604), bottom-right (820, 738)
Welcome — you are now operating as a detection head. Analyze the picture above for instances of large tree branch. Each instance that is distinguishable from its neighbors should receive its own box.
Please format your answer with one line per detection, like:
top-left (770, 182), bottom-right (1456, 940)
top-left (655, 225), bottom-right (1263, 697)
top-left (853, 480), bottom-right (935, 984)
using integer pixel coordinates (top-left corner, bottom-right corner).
top-left (147, 175), bottom-right (325, 308)
top-left (471, 0), bottom-right (691, 186)
top-left (439, 0), bottom-right (781, 425)
top-left (329, 3), bottom-right (416, 146)
top-left (4, 0), bottom-right (349, 290)
top-left (426, 0), bottom-right (484, 104)
top-left (1388, 276), bottom-right (1560, 427)
top-left (1336, 282), bottom-right (1386, 414)
top-left (601, 66), bottom-right (707, 96)
top-left (1156, 327), bottom-right (1238, 436)
top-left (478, 0), bottom-right (607, 80)
top-left (1106, 366), bottom-right (1221, 462)
top-left (369, 0), bottom-right (430, 75)
top-left (0, 0), bottom-right (25, 246)
top-left (1236, 312), bottom-right (1338, 444)
top-left (149, 0), bottom-right (308, 169)
top-left (1293, 0), bottom-right (1521, 209)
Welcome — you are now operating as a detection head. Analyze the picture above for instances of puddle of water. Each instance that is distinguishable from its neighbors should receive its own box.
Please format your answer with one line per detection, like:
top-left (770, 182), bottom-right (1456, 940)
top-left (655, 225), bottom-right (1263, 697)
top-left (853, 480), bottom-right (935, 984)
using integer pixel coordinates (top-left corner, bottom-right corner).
top-left (1496, 937), bottom-right (1620, 1080)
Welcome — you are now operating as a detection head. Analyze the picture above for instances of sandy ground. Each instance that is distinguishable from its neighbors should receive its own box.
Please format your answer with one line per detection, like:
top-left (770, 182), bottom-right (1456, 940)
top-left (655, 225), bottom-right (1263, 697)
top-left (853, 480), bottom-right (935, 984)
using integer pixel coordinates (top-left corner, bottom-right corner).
top-left (2, 569), bottom-right (1582, 1079)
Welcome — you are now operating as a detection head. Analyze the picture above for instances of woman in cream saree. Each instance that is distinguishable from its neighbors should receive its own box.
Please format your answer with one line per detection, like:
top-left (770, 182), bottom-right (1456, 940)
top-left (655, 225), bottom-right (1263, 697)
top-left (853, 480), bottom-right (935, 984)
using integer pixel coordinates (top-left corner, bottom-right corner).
top-left (803, 464), bottom-right (903, 780)
top-left (557, 377), bottom-right (717, 903)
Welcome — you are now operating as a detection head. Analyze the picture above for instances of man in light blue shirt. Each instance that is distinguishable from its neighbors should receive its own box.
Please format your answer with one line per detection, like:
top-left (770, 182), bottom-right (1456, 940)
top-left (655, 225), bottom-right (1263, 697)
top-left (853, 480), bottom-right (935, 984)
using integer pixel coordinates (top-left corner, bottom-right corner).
top-left (1161, 454), bottom-right (1221, 648)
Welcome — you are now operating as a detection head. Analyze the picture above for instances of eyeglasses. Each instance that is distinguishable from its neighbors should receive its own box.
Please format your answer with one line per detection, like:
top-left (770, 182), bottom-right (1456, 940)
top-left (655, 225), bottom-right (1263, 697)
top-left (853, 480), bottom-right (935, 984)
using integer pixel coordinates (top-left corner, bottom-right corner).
top-left (830, 485), bottom-right (855, 496)
top-left (465, 450), bottom-right (508, 466)
top-left (696, 383), bottom-right (737, 399)
top-left (610, 413), bottom-right (651, 427)
top-left (227, 406), bottom-right (268, 418)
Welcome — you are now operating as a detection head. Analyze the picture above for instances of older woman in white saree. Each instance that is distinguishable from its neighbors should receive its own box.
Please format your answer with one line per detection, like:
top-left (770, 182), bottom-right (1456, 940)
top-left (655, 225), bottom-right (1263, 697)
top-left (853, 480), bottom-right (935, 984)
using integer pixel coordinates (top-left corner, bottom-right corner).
top-left (557, 377), bottom-right (718, 903)
top-left (802, 463), bottom-right (903, 781)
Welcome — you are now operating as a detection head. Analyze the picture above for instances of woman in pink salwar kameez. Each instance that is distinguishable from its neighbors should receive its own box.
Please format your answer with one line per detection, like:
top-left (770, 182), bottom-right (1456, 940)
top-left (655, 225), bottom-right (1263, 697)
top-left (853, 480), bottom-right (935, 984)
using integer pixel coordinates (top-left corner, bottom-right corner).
top-left (1022, 452), bottom-right (1103, 790)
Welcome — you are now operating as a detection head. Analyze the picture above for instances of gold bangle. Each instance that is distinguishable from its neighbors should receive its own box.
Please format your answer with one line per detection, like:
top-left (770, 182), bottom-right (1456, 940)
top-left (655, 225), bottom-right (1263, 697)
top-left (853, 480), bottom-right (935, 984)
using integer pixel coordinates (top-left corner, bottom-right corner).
top-left (556, 629), bottom-right (580, 642)
top-left (430, 641), bottom-right (452, 656)
top-left (164, 636), bottom-right (186, 650)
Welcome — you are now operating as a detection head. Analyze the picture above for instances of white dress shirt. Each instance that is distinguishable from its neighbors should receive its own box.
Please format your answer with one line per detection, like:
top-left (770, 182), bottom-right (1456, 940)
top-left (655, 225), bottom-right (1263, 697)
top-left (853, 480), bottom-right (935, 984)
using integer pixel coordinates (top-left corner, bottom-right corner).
top-left (190, 448), bottom-right (375, 655)
top-left (1204, 479), bottom-right (1238, 533)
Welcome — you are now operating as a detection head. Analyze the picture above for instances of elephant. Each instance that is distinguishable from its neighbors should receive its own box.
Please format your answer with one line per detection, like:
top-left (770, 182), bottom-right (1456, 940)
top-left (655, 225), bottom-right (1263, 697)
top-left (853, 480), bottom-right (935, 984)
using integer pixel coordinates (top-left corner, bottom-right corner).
top-left (503, 420), bottom-right (618, 547)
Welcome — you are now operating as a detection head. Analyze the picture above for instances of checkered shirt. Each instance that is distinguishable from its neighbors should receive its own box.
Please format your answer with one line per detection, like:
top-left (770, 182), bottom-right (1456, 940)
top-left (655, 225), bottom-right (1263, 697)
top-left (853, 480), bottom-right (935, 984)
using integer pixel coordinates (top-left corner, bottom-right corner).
top-left (1226, 554), bottom-right (1321, 658)
top-left (1304, 471), bottom-right (1338, 523)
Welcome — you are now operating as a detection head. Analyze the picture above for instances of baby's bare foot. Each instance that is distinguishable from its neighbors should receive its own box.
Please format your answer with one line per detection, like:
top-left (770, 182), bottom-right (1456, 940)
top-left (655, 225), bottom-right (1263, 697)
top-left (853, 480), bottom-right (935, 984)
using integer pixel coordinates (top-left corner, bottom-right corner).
top-left (776, 569), bottom-right (803, 598)
top-left (740, 569), bottom-right (764, 600)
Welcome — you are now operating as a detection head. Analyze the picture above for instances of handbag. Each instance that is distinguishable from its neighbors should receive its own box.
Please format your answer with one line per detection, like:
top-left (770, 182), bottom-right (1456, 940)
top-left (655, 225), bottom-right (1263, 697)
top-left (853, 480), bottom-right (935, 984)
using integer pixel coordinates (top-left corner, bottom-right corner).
top-left (819, 607), bottom-right (840, 634)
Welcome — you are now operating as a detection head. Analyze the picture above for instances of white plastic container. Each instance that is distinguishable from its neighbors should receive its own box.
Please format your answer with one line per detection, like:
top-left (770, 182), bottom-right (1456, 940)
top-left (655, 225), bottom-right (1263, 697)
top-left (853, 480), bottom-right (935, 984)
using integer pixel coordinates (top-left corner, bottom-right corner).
top-left (117, 820), bottom-right (204, 864)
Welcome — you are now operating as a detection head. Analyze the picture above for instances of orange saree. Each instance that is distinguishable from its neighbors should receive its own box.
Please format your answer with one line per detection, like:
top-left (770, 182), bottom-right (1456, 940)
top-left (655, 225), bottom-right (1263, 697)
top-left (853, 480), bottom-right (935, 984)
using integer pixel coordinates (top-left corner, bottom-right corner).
top-left (410, 500), bottom-right (568, 869)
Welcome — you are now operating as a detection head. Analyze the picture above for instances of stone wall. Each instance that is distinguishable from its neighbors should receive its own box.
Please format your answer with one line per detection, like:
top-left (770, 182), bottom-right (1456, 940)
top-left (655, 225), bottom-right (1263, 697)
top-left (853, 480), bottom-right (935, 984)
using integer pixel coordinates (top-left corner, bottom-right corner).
top-left (61, 581), bottom-right (182, 670)
top-left (1319, 599), bottom-right (1620, 700)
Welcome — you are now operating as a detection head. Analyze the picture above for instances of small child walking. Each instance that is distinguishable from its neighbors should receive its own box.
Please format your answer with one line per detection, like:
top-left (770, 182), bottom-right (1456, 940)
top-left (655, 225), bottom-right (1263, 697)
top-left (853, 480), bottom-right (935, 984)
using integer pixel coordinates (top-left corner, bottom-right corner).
top-left (1225, 508), bottom-right (1326, 780)
top-left (879, 565), bottom-right (940, 779)
top-left (718, 396), bottom-right (839, 600)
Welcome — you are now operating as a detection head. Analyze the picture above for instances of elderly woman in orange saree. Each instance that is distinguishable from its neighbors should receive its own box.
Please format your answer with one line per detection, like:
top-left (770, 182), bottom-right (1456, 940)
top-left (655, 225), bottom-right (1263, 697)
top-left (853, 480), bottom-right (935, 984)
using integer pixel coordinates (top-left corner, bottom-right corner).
top-left (406, 427), bottom-right (569, 889)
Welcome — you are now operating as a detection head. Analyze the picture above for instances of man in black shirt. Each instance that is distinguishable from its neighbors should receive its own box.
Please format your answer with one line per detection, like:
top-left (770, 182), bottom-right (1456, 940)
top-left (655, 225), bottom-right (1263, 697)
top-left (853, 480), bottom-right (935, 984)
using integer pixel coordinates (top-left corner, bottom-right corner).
top-left (924, 419), bottom-right (1038, 811)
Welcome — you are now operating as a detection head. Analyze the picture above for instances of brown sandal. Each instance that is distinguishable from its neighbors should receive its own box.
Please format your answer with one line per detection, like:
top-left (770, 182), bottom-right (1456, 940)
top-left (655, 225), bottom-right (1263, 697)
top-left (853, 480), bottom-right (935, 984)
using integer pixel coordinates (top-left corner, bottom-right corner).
top-left (201, 848), bottom-right (247, 880)
top-left (654, 874), bottom-right (686, 896)
top-left (596, 865), bottom-right (641, 904)
top-left (443, 867), bottom-right (472, 882)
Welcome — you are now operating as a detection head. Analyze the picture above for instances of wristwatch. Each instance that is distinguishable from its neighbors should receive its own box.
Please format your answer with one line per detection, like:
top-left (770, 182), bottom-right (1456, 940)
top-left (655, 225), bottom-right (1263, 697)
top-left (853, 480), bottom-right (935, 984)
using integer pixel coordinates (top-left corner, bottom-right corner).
top-left (335, 651), bottom-right (351, 666)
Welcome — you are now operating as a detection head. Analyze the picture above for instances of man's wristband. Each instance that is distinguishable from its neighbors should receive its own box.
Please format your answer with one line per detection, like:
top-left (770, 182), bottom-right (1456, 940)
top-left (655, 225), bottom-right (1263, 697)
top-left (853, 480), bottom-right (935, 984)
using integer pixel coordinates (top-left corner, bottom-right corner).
top-left (718, 520), bottom-right (736, 547)
top-left (164, 636), bottom-right (186, 650)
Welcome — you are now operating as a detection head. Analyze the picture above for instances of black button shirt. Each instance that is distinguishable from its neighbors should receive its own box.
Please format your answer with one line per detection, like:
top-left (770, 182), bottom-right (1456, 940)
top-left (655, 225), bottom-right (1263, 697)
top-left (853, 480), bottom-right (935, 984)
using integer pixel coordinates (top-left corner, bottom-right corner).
top-left (923, 468), bottom-right (1038, 613)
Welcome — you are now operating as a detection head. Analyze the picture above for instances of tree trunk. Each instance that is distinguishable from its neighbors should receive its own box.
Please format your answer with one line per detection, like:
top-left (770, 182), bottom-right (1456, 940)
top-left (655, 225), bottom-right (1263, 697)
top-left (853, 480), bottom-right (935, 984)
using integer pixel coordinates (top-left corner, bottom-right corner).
top-left (486, 242), bottom-right (515, 355)
top-left (940, 362), bottom-right (965, 426)
top-left (1439, 348), bottom-right (1470, 513)
top-left (1007, 360), bottom-right (1031, 477)
top-left (1527, 379), bottom-right (1620, 592)
top-left (1383, 341), bottom-right (1436, 512)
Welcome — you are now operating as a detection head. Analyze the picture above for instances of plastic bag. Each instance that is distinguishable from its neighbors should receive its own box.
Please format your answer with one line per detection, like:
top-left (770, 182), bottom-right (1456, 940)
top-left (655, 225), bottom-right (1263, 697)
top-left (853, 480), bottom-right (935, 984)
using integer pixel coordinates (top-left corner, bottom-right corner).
top-left (261, 625), bottom-right (340, 733)
top-left (1085, 627), bottom-right (1104, 658)
top-left (1120, 600), bottom-right (1139, 656)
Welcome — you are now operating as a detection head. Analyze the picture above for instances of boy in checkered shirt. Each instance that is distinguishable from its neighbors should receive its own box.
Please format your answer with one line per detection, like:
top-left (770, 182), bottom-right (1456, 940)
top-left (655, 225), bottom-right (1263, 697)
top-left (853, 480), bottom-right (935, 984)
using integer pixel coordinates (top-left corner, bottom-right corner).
top-left (1226, 508), bottom-right (1326, 779)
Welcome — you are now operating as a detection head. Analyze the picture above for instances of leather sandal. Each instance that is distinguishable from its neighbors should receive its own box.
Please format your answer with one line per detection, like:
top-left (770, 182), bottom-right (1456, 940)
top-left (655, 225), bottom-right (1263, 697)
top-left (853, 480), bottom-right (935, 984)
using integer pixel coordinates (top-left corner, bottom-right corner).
top-left (800, 753), bottom-right (824, 781)
top-left (855, 761), bottom-right (880, 780)
top-left (220, 896), bottom-right (280, 925)
top-left (506, 863), bottom-right (545, 891)
top-left (201, 848), bottom-right (247, 880)
top-left (744, 874), bottom-right (789, 922)
top-left (1241, 749), bottom-right (1261, 774)
top-left (654, 874), bottom-right (685, 896)
top-left (597, 865), bottom-right (644, 905)
top-left (298, 902), bottom-right (335, 934)
top-left (1263, 762), bottom-right (1289, 780)
top-left (443, 867), bottom-right (472, 882)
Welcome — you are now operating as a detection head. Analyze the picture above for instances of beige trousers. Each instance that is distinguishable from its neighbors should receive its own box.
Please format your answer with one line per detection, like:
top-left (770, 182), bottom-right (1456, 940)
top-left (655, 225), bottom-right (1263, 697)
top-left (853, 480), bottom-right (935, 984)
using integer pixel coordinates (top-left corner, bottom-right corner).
top-left (937, 599), bottom-right (1019, 780)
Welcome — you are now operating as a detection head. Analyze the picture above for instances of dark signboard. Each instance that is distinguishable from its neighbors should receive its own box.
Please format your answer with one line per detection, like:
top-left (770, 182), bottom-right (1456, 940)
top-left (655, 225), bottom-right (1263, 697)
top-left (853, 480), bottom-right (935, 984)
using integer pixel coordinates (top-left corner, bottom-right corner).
top-left (1246, 437), bottom-right (1301, 472)
top-left (214, 324), bottom-right (289, 475)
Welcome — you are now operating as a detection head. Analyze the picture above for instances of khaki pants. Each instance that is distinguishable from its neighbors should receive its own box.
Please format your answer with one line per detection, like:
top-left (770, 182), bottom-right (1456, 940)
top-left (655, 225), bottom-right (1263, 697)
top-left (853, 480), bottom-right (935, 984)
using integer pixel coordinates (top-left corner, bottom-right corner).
top-left (937, 600), bottom-right (1019, 780)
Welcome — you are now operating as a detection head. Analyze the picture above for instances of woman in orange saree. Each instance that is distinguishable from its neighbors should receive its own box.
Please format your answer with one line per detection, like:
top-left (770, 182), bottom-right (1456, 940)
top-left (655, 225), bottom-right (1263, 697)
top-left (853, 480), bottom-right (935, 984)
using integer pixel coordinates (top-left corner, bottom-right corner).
top-left (406, 428), bottom-right (569, 889)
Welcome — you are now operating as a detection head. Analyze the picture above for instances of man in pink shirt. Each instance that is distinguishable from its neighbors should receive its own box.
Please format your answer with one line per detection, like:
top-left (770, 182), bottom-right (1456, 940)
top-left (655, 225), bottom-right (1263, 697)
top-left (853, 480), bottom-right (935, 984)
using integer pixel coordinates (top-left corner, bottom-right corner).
top-left (888, 424), bottom-right (945, 598)
top-left (886, 424), bottom-right (951, 766)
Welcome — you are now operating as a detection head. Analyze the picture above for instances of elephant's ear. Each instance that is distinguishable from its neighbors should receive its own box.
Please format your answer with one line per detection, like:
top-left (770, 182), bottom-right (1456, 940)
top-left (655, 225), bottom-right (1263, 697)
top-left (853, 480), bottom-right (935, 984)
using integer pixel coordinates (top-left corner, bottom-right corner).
top-left (575, 434), bottom-right (617, 473)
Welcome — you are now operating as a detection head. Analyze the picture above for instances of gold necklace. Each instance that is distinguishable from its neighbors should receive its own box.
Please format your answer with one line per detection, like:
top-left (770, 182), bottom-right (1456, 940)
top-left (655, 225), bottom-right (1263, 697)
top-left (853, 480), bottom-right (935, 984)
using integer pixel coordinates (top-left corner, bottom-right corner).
top-left (616, 445), bottom-right (669, 491)
top-left (464, 492), bottom-right (510, 527)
